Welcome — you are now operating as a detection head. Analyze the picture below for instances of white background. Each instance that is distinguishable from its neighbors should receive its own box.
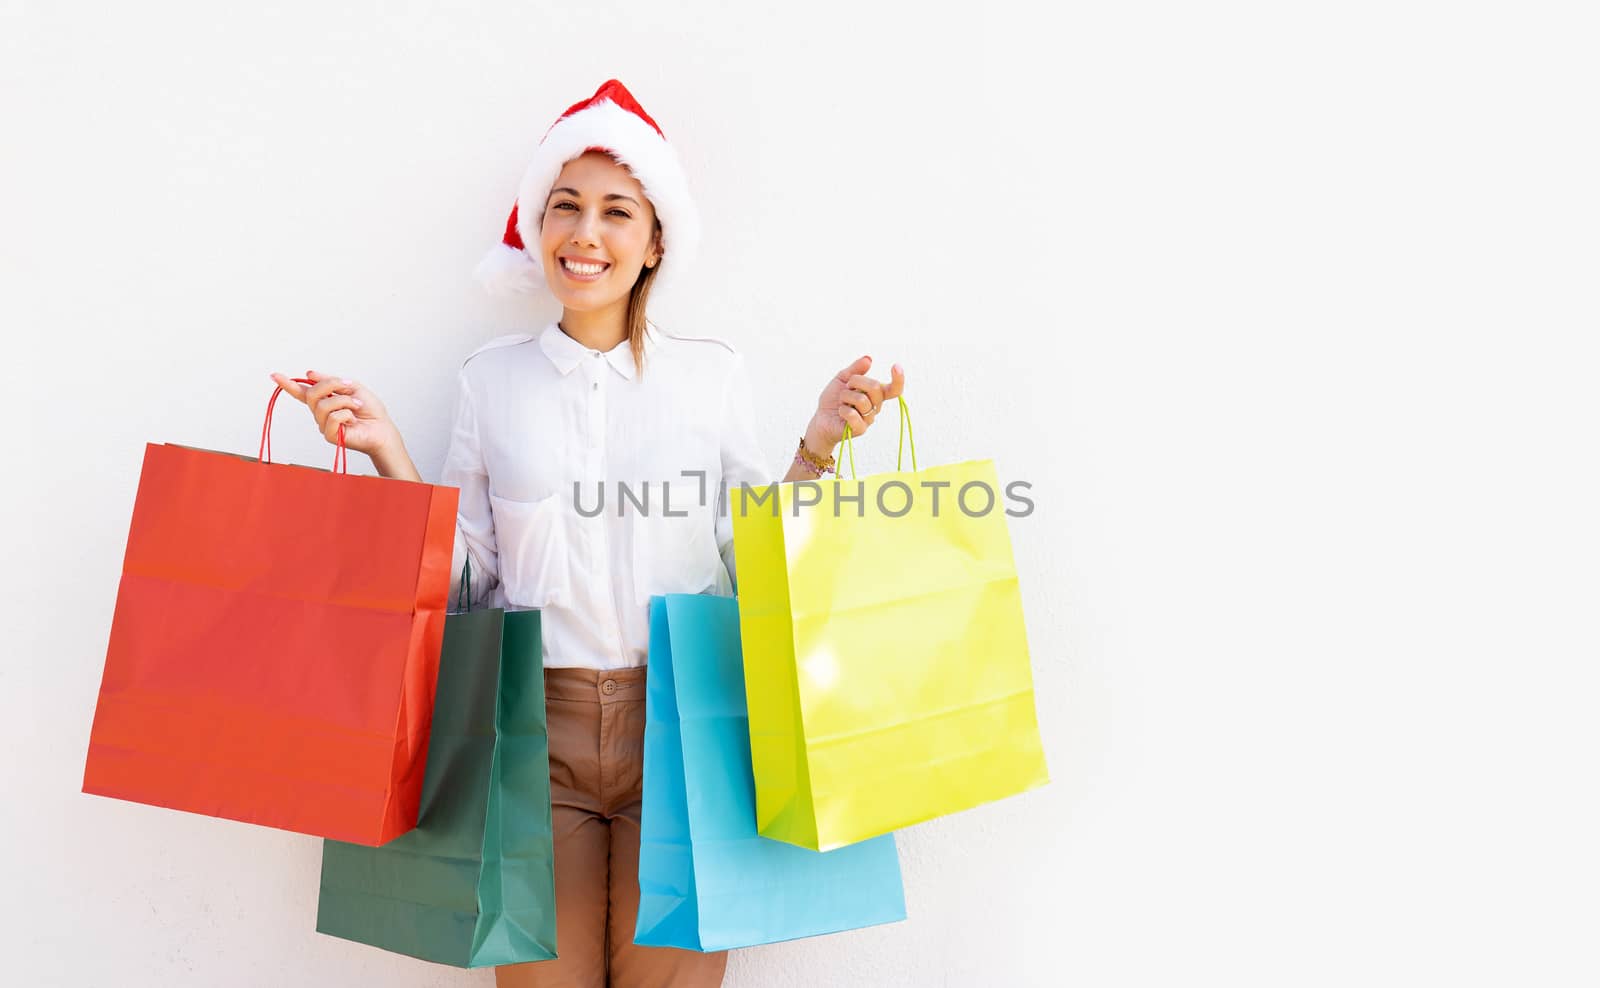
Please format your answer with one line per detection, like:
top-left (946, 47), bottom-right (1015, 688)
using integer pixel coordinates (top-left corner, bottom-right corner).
top-left (3, 2), bottom-right (1597, 985)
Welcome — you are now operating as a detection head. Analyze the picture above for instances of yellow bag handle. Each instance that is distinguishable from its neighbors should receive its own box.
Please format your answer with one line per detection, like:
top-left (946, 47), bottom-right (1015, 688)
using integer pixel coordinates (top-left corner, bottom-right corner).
top-left (837, 395), bottom-right (916, 480)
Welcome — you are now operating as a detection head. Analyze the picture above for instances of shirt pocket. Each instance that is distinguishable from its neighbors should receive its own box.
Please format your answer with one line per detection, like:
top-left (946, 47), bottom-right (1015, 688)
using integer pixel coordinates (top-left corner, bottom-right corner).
top-left (629, 486), bottom-right (726, 607)
top-left (487, 492), bottom-right (571, 608)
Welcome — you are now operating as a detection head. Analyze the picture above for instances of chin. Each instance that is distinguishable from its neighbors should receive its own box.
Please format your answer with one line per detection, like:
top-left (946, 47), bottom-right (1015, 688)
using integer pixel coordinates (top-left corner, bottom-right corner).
top-left (550, 279), bottom-right (629, 309)
top-left (551, 288), bottom-right (620, 311)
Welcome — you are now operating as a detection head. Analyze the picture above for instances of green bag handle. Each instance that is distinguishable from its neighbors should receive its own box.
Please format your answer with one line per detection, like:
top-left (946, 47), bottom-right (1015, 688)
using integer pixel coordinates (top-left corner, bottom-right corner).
top-left (456, 555), bottom-right (473, 613)
top-left (836, 394), bottom-right (917, 480)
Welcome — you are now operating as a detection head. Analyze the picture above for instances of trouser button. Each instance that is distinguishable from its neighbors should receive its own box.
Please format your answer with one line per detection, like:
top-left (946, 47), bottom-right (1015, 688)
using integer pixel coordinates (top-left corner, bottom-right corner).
top-left (601, 679), bottom-right (618, 696)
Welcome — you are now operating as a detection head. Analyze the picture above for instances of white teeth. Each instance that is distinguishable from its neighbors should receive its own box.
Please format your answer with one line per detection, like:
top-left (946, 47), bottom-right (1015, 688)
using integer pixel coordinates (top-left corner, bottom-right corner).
top-left (562, 258), bottom-right (607, 276)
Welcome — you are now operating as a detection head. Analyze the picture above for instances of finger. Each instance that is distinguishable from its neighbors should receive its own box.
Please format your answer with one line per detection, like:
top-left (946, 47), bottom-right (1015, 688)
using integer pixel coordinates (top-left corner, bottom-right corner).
top-left (844, 375), bottom-right (886, 405)
top-left (271, 373), bottom-right (310, 403)
top-left (316, 393), bottom-right (364, 419)
top-left (833, 355), bottom-right (872, 384)
top-left (840, 405), bottom-right (868, 435)
top-left (308, 379), bottom-right (357, 404)
top-left (884, 363), bottom-right (906, 400)
top-left (305, 372), bottom-right (358, 405)
top-left (842, 389), bottom-right (873, 415)
top-left (322, 408), bottom-right (355, 444)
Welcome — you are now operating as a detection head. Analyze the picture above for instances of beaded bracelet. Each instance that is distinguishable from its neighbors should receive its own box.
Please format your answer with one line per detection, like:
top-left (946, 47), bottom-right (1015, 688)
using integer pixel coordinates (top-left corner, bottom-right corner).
top-left (794, 437), bottom-right (835, 476)
top-left (792, 450), bottom-right (827, 477)
top-left (796, 436), bottom-right (835, 472)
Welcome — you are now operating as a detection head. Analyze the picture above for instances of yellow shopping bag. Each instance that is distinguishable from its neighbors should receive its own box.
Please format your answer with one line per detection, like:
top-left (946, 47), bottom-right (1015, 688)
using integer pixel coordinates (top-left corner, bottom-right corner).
top-left (732, 399), bottom-right (1048, 851)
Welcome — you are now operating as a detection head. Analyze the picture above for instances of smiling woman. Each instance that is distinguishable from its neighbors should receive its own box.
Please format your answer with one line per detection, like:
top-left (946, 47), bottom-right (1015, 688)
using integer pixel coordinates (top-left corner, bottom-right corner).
top-left (471, 79), bottom-right (701, 381)
top-left (269, 78), bottom-right (907, 988)
top-left (535, 151), bottom-right (664, 371)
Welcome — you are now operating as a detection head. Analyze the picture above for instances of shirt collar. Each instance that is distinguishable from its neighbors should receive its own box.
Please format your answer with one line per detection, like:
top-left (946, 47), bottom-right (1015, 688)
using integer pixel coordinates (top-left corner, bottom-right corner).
top-left (538, 320), bottom-right (660, 380)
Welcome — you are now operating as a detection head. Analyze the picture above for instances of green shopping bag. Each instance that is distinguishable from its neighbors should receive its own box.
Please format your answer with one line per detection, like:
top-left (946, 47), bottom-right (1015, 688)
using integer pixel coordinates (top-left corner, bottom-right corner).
top-left (315, 562), bottom-right (557, 967)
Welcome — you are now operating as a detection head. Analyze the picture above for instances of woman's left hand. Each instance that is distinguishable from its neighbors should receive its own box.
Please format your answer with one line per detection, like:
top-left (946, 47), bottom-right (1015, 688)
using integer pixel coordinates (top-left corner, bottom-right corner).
top-left (805, 355), bottom-right (907, 454)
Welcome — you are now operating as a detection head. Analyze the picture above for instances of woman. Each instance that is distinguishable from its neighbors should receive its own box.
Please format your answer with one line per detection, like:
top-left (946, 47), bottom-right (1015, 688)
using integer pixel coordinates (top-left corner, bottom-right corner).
top-left (273, 80), bottom-right (906, 987)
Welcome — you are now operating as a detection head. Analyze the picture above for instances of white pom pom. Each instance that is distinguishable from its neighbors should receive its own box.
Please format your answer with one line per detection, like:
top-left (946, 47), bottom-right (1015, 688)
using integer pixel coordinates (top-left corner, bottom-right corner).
top-left (473, 243), bottom-right (545, 296)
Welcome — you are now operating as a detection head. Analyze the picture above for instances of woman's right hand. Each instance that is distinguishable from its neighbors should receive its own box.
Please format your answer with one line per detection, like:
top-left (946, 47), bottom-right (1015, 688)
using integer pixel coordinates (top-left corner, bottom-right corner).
top-left (269, 370), bottom-right (402, 460)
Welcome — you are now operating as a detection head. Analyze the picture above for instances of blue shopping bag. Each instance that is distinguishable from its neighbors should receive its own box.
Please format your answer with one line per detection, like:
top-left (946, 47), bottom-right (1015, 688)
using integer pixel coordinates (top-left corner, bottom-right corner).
top-left (634, 593), bottom-right (907, 951)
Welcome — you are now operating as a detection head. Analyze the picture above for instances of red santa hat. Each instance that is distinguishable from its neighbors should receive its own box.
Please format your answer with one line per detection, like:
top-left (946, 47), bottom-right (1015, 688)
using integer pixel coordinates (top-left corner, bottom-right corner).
top-left (474, 79), bottom-right (700, 299)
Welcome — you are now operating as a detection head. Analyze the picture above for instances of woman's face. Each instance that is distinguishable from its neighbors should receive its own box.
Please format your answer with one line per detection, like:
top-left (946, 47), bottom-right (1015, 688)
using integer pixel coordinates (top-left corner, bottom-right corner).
top-left (538, 150), bottom-right (661, 311)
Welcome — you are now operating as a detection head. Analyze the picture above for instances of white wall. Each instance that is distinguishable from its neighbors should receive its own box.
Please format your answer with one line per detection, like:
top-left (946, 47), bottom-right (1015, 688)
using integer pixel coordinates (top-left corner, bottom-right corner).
top-left (3, 2), bottom-right (1596, 985)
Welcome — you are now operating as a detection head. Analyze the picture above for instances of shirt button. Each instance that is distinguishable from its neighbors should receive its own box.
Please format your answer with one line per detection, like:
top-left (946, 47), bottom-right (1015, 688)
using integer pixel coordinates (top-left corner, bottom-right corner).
top-left (592, 382), bottom-right (599, 390)
top-left (601, 679), bottom-right (618, 696)
top-left (592, 351), bottom-right (602, 359)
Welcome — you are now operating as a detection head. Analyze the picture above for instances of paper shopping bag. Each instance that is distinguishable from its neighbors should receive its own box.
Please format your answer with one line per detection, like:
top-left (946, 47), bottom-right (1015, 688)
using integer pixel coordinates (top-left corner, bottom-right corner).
top-left (731, 398), bottom-right (1049, 850)
top-left (82, 379), bottom-right (457, 845)
top-left (634, 594), bottom-right (905, 951)
top-left (317, 565), bottom-right (557, 968)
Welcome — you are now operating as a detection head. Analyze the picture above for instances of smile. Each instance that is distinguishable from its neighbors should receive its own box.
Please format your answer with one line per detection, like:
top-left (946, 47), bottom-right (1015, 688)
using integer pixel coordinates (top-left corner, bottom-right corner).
top-left (560, 257), bottom-right (610, 280)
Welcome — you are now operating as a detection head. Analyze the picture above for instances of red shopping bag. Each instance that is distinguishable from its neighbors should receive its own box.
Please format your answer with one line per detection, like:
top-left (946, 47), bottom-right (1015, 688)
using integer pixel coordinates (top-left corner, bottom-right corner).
top-left (82, 379), bottom-right (458, 845)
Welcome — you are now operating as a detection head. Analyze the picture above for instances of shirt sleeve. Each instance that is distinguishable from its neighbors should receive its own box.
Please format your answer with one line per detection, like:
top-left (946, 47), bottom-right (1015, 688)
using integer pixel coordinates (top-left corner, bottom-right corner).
top-left (715, 350), bottom-right (772, 594)
top-left (442, 366), bottom-right (500, 610)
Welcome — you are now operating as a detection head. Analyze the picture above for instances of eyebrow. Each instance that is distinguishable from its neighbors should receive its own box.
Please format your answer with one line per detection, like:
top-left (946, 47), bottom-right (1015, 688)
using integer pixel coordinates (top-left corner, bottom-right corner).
top-left (549, 187), bottom-right (641, 206)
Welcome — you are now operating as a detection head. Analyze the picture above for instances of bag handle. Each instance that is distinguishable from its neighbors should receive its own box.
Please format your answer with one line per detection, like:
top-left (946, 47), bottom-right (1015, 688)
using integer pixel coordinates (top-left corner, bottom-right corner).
top-left (836, 395), bottom-right (917, 480)
top-left (259, 376), bottom-right (347, 474)
top-left (456, 555), bottom-right (474, 614)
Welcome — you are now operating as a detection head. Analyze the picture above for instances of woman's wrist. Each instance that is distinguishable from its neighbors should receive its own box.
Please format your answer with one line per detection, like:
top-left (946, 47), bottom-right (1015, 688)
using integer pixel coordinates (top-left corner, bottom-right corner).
top-left (801, 425), bottom-right (834, 463)
top-left (370, 436), bottom-right (422, 483)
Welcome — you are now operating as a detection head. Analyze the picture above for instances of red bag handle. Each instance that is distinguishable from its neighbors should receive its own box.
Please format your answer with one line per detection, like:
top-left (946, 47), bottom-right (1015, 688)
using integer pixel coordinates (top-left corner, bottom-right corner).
top-left (259, 376), bottom-right (348, 474)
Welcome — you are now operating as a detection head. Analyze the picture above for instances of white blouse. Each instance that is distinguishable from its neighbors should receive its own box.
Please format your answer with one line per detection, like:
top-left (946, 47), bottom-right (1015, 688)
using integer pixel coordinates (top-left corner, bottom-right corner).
top-left (442, 320), bottom-right (772, 669)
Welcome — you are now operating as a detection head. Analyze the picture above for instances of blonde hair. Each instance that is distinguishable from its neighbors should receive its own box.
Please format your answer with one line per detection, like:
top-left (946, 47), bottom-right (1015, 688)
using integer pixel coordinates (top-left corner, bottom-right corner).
top-left (625, 216), bottom-right (662, 377)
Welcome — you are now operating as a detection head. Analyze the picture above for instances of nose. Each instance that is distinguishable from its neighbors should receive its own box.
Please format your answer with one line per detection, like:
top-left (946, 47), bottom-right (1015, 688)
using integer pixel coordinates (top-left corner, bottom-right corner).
top-left (571, 206), bottom-right (601, 248)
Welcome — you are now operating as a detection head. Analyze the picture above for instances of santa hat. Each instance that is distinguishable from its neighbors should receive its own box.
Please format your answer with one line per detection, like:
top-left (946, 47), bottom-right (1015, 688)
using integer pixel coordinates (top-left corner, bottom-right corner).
top-left (474, 79), bottom-right (700, 298)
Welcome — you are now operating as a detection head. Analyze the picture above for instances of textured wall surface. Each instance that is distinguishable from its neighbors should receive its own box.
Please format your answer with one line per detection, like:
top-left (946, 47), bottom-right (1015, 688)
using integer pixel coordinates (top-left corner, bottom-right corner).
top-left (4, 2), bottom-right (1595, 986)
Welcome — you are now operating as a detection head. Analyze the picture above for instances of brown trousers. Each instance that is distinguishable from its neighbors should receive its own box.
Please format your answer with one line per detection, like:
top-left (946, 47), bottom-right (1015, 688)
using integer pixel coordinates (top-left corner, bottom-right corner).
top-left (495, 667), bottom-right (728, 988)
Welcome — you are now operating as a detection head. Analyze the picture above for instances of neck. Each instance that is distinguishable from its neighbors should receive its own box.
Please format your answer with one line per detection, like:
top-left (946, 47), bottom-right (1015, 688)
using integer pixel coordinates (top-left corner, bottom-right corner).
top-left (558, 301), bottom-right (630, 352)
